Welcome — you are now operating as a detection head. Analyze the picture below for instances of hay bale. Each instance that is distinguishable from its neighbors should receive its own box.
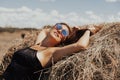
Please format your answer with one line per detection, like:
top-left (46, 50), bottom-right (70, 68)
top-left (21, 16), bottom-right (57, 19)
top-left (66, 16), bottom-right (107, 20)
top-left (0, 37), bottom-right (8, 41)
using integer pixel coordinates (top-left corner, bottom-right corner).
top-left (39, 23), bottom-right (120, 80)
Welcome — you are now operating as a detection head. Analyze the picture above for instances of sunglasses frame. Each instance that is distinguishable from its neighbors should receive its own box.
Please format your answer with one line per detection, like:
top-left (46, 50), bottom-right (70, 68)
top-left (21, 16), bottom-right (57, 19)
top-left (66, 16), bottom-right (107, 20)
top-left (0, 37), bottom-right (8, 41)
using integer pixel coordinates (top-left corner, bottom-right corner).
top-left (55, 24), bottom-right (69, 37)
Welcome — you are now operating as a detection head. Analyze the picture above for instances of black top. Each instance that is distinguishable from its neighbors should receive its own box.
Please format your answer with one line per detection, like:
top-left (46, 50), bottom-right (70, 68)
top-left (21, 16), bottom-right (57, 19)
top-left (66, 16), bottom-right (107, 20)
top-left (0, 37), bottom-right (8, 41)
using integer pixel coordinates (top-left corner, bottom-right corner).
top-left (3, 47), bottom-right (43, 80)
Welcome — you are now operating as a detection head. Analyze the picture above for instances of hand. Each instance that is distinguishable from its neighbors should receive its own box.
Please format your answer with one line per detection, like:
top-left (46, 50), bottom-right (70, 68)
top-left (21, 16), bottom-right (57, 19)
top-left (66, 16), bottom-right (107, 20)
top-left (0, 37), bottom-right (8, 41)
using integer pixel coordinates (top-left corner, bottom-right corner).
top-left (88, 26), bottom-right (96, 35)
top-left (87, 25), bottom-right (101, 35)
top-left (72, 26), bottom-right (80, 31)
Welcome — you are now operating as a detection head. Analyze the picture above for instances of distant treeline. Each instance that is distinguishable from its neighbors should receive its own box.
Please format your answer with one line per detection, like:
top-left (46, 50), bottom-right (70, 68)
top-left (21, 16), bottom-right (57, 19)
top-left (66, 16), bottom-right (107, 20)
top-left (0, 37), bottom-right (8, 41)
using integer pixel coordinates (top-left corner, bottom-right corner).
top-left (0, 27), bottom-right (38, 33)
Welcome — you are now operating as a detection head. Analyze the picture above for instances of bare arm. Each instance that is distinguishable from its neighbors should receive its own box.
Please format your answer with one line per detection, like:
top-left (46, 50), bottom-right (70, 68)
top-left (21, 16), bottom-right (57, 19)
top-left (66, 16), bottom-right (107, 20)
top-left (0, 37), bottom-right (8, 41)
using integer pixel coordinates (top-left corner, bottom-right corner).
top-left (52, 30), bottom-right (90, 62)
top-left (37, 30), bottom-right (90, 68)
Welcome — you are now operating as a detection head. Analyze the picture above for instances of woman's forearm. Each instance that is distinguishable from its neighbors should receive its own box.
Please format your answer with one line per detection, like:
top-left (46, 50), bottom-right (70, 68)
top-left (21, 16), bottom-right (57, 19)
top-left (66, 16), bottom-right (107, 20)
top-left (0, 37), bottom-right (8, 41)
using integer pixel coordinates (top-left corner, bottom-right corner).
top-left (77, 30), bottom-right (90, 48)
top-left (51, 43), bottom-right (84, 63)
top-left (58, 43), bottom-right (84, 55)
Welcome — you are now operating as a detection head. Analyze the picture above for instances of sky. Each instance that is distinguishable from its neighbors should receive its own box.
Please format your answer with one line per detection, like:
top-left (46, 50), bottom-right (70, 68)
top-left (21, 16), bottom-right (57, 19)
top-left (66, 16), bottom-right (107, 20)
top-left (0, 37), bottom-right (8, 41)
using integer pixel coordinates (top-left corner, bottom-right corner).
top-left (0, 0), bottom-right (120, 28)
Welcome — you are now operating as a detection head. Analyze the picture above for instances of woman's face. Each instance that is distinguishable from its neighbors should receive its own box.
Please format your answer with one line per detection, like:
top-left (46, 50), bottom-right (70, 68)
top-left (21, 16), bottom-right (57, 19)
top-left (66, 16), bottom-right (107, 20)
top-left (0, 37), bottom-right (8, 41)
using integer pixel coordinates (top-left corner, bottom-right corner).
top-left (49, 24), bottom-right (70, 44)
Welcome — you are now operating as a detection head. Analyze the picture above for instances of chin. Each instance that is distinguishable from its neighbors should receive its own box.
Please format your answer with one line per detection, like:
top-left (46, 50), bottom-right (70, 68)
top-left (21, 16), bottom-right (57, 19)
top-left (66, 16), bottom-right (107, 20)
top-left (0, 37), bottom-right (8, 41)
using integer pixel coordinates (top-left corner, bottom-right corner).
top-left (50, 31), bottom-right (61, 43)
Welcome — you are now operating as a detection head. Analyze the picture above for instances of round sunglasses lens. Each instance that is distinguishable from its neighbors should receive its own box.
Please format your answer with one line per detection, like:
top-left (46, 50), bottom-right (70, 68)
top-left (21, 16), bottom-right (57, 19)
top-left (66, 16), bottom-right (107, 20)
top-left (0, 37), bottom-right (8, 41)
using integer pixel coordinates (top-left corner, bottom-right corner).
top-left (61, 30), bottom-right (68, 36)
top-left (56, 24), bottom-right (62, 30)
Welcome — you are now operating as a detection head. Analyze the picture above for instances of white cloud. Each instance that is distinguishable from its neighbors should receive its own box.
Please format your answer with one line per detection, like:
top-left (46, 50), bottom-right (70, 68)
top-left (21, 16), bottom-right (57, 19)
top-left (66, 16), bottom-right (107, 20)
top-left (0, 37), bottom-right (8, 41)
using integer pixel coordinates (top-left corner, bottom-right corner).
top-left (85, 11), bottom-right (93, 15)
top-left (108, 15), bottom-right (120, 22)
top-left (105, 0), bottom-right (120, 2)
top-left (0, 6), bottom-right (32, 13)
top-left (0, 7), bottom-right (120, 28)
top-left (118, 12), bottom-right (120, 15)
top-left (85, 11), bottom-right (103, 23)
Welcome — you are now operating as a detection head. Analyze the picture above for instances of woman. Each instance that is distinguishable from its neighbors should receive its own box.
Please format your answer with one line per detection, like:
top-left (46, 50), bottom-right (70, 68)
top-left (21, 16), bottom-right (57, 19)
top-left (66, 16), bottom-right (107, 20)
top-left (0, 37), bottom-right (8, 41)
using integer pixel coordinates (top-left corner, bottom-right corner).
top-left (3, 23), bottom-right (99, 80)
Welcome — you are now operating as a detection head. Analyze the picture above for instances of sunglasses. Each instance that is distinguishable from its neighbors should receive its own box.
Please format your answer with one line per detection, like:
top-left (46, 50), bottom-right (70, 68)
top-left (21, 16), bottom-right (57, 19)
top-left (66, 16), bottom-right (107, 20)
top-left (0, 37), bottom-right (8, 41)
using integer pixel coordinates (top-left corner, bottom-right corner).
top-left (55, 24), bottom-right (69, 37)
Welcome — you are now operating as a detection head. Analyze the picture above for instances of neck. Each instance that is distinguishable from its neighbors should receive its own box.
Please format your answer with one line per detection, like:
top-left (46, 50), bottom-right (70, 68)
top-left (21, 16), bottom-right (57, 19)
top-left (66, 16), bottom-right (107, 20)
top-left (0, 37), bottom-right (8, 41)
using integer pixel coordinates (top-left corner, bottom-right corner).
top-left (40, 36), bottom-right (58, 47)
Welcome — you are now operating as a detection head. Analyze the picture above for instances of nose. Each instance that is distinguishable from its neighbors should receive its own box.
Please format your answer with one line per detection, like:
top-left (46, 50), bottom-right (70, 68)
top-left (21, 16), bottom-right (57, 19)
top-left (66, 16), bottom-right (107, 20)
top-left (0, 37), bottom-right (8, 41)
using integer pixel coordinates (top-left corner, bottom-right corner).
top-left (56, 29), bottom-right (64, 38)
top-left (57, 29), bottom-right (61, 34)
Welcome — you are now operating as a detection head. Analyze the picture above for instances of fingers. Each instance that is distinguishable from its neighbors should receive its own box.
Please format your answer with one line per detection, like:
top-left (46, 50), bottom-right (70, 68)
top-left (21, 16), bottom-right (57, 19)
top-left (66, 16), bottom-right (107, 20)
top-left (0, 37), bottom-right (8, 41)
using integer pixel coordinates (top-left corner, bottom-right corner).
top-left (73, 26), bottom-right (80, 30)
top-left (88, 25), bottom-right (96, 31)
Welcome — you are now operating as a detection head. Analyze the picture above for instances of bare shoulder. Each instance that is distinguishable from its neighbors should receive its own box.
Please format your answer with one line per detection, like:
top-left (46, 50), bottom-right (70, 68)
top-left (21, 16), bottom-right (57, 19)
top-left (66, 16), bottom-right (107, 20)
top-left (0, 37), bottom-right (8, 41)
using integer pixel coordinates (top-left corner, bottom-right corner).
top-left (36, 47), bottom-right (56, 67)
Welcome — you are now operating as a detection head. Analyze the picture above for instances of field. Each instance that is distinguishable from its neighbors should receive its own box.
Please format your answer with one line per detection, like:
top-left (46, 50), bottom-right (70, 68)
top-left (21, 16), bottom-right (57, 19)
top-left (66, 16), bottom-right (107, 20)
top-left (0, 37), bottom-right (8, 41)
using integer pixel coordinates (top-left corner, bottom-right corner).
top-left (0, 28), bottom-right (37, 61)
top-left (0, 32), bottom-right (21, 60)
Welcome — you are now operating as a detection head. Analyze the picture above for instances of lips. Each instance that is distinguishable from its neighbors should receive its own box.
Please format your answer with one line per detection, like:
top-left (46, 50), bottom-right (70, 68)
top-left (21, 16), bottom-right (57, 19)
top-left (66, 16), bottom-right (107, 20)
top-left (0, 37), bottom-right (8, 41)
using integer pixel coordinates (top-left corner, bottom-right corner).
top-left (54, 31), bottom-right (59, 37)
top-left (54, 31), bottom-right (62, 39)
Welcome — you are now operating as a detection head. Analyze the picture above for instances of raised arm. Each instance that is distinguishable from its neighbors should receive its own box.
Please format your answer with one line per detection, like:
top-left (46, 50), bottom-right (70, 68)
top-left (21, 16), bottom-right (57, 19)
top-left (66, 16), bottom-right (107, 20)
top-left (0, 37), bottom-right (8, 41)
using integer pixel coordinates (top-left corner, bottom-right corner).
top-left (52, 30), bottom-right (90, 62)
top-left (37, 30), bottom-right (90, 68)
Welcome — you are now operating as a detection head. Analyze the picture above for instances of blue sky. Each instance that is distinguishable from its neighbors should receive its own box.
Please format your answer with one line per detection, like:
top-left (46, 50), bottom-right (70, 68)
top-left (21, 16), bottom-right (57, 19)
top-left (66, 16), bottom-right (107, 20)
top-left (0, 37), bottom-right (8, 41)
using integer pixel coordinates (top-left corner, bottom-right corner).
top-left (0, 0), bottom-right (120, 28)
